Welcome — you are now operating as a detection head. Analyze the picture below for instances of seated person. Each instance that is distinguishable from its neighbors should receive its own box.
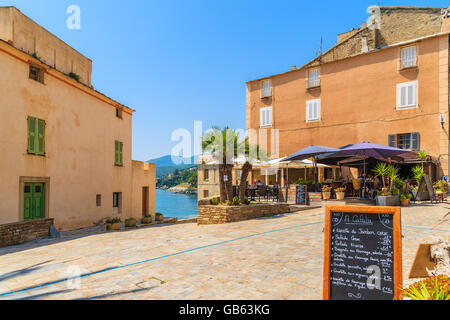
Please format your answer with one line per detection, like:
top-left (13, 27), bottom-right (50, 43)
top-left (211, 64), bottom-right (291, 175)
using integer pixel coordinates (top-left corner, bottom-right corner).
top-left (257, 180), bottom-right (265, 186)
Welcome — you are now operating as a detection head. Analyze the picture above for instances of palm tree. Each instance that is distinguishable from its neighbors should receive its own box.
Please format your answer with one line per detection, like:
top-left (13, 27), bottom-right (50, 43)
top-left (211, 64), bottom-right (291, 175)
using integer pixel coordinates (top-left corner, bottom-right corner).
top-left (238, 139), bottom-right (268, 203)
top-left (386, 165), bottom-right (400, 192)
top-left (373, 162), bottom-right (389, 189)
top-left (202, 127), bottom-right (242, 202)
top-left (417, 150), bottom-right (429, 171)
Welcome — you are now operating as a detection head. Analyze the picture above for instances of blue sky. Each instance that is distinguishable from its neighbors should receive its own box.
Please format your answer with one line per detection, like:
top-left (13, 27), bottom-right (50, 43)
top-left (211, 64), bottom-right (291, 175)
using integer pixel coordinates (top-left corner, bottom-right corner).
top-left (2, 0), bottom-right (449, 161)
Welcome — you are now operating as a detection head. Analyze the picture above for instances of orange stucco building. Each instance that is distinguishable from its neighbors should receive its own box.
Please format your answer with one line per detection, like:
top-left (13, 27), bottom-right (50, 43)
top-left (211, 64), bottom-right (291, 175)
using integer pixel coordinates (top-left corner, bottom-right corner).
top-left (0, 7), bottom-right (156, 231)
top-left (246, 6), bottom-right (450, 179)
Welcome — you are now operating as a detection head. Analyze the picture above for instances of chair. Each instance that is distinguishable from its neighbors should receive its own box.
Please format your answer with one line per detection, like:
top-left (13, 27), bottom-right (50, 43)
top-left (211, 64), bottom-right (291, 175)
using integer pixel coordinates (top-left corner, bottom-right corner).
top-left (352, 180), bottom-right (362, 198)
top-left (257, 186), bottom-right (268, 202)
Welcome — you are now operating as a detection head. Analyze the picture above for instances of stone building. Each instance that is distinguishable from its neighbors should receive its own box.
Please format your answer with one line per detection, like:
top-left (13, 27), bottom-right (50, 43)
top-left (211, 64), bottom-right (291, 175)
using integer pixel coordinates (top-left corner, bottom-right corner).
top-left (246, 6), bottom-right (450, 180)
top-left (0, 7), bottom-right (156, 231)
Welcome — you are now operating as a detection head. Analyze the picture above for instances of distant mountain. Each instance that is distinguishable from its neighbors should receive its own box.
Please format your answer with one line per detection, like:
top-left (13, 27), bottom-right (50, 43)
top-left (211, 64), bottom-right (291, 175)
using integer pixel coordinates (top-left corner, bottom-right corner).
top-left (147, 155), bottom-right (198, 178)
top-left (147, 155), bottom-right (197, 167)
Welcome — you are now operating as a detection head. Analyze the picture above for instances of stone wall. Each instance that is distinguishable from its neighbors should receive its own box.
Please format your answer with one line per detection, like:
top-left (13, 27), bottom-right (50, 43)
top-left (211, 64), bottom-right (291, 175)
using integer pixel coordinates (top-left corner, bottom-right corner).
top-left (0, 219), bottom-right (53, 248)
top-left (198, 204), bottom-right (291, 225)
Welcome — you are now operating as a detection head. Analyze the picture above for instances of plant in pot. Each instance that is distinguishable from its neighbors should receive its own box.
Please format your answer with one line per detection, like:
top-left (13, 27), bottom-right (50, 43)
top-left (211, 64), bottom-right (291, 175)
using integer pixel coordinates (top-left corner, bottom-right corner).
top-left (125, 217), bottom-right (137, 228)
top-left (322, 186), bottom-right (332, 200)
top-left (155, 212), bottom-right (164, 222)
top-left (374, 164), bottom-right (401, 206)
top-left (335, 187), bottom-right (346, 201)
top-left (142, 214), bottom-right (153, 225)
top-left (411, 166), bottom-right (424, 199)
top-left (400, 193), bottom-right (412, 207)
top-left (106, 217), bottom-right (121, 231)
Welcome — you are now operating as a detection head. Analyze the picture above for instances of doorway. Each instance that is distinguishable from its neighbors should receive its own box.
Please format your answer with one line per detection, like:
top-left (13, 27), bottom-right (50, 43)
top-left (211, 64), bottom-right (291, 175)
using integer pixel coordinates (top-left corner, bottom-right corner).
top-left (142, 187), bottom-right (149, 215)
top-left (24, 183), bottom-right (45, 221)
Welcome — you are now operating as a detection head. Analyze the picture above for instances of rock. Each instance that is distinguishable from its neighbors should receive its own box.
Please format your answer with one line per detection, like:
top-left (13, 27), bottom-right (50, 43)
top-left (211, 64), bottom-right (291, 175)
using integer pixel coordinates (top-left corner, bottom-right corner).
top-left (427, 241), bottom-right (450, 276)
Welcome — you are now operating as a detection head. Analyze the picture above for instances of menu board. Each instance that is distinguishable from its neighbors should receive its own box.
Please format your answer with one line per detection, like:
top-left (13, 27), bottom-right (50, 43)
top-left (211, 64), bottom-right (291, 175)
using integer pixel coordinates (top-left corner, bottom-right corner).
top-left (296, 185), bottom-right (307, 205)
top-left (323, 206), bottom-right (402, 300)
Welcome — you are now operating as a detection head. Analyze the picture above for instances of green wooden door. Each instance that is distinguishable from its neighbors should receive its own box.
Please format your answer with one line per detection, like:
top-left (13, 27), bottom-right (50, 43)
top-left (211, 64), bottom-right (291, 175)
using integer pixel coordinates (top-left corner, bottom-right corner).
top-left (24, 183), bottom-right (44, 221)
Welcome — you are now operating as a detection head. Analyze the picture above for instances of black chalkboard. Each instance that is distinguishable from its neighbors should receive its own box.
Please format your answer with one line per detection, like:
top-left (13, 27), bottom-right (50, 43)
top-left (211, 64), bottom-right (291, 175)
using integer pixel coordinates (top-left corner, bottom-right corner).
top-left (296, 185), bottom-right (307, 205)
top-left (324, 206), bottom-right (402, 300)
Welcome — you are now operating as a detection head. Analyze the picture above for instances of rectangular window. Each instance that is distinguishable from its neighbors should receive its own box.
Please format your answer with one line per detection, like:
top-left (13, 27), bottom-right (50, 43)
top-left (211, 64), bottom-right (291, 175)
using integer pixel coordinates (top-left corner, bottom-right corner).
top-left (203, 190), bottom-right (209, 198)
top-left (204, 169), bottom-right (209, 180)
top-left (96, 195), bottom-right (102, 207)
top-left (401, 46), bottom-right (417, 69)
top-left (27, 117), bottom-right (45, 155)
top-left (388, 132), bottom-right (420, 151)
top-left (113, 192), bottom-right (121, 208)
top-left (397, 81), bottom-right (417, 109)
top-left (308, 69), bottom-right (320, 88)
top-left (29, 64), bottom-right (44, 83)
top-left (306, 99), bottom-right (321, 122)
top-left (260, 107), bottom-right (273, 127)
top-left (115, 141), bottom-right (123, 166)
top-left (261, 80), bottom-right (272, 98)
top-left (116, 107), bottom-right (123, 119)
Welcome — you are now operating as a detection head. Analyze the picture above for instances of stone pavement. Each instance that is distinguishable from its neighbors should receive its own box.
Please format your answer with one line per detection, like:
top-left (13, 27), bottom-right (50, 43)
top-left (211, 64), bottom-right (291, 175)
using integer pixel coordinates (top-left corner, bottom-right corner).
top-left (0, 204), bottom-right (448, 300)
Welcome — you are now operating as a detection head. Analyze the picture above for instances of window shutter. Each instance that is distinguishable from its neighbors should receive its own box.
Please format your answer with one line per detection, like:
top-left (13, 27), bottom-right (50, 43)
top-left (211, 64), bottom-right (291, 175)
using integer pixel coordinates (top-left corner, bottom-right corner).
top-left (119, 142), bottom-right (123, 165)
top-left (267, 108), bottom-right (272, 126)
top-left (411, 132), bottom-right (420, 151)
top-left (260, 109), bottom-right (265, 126)
top-left (37, 119), bottom-right (45, 155)
top-left (115, 141), bottom-right (120, 165)
top-left (27, 117), bottom-right (36, 153)
top-left (388, 134), bottom-right (397, 148)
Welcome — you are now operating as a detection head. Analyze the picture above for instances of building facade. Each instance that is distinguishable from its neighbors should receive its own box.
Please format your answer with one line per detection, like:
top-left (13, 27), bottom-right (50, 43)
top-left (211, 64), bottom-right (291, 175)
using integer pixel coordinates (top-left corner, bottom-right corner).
top-left (246, 7), bottom-right (450, 179)
top-left (0, 7), bottom-right (155, 231)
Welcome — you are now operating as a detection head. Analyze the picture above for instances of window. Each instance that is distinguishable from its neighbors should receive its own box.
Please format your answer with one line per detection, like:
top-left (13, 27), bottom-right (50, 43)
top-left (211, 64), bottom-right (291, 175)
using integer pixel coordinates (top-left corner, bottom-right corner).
top-left (96, 195), bottom-right (102, 207)
top-left (203, 190), bottom-right (209, 198)
top-left (388, 132), bottom-right (420, 151)
top-left (27, 116), bottom-right (45, 155)
top-left (204, 169), bottom-right (209, 180)
top-left (116, 107), bottom-right (123, 119)
top-left (261, 80), bottom-right (272, 98)
top-left (308, 69), bottom-right (320, 88)
top-left (260, 107), bottom-right (273, 127)
top-left (306, 99), bottom-right (321, 122)
top-left (401, 46), bottom-right (417, 69)
top-left (29, 64), bottom-right (44, 83)
top-left (115, 141), bottom-right (123, 166)
top-left (113, 192), bottom-right (122, 208)
top-left (397, 81), bottom-right (417, 109)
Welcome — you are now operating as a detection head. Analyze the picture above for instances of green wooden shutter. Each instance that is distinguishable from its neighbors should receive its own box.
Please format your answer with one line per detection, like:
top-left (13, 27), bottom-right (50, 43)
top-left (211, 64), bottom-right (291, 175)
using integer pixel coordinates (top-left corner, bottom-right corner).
top-left (119, 142), bottom-right (123, 165)
top-left (27, 117), bottom-right (36, 154)
top-left (115, 141), bottom-right (122, 166)
top-left (24, 184), bottom-right (32, 220)
top-left (37, 119), bottom-right (45, 155)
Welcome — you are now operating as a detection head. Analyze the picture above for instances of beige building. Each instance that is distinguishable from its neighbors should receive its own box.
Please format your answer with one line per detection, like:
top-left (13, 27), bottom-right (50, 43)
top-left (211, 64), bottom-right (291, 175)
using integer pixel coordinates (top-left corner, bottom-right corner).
top-left (246, 6), bottom-right (450, 180)
top-left (0, 7), bottom-right (155, 231)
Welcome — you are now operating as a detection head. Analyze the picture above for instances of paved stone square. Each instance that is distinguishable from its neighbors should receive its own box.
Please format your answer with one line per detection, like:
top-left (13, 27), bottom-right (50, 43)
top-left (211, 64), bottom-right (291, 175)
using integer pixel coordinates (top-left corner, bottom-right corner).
top-left (0, 204), bottom-right (448, 300)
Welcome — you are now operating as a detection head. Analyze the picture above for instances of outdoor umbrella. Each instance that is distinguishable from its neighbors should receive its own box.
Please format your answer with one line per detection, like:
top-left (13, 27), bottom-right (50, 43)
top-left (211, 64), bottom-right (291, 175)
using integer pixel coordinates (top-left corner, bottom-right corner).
top-left (281, 145), bottom-right (341, 191)
top-left (336, 142), bottom-right (413, 199)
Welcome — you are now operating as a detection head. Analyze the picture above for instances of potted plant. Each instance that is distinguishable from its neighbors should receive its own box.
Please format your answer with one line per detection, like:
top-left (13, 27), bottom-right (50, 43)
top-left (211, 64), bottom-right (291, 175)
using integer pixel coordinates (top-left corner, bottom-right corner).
top-left (374, 164), bottom-right (401, 206)
top-left (142, 214), bottom-right (153, 224)
top-left (400, 193), bottom-right (412, 207)
top-left (155, 212), bottom-right (164, 222)
top-left (125, 217), bottom-right (137, 228)
top-left (335, 187), bottom-right (346, 201)
top-left (106, 217), bottom-right (121, 231)
top-left (411, 166), bottom-right (424, 199)
top-left (322, 186), bottom-right (332, 200)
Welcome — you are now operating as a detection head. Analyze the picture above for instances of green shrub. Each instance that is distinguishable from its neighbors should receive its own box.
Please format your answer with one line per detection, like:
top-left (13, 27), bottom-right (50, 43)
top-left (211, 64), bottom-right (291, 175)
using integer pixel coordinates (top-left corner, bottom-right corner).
top-left (226, 200), bottom-right (233, 206)
top-left (156, 213), bottom-right (163, 217)
top-left (232, 197), bottom-right (241, 206)
top-left (106, 217), bottom-right (121, 224)
top-left (243, 198), bottom-right (251, 205)
top-left (69, 72), bottom-right (80, 82)
top-left (391, 188), bottom-right (399, 196)
top-left (125, 217), bottom-right (136, 222)
top-left (143, 213), bottom-right (152, 218)
top-left (402, 275), bottom-right (449, 300)
top-left (210, 197), bottom-right (220, 205)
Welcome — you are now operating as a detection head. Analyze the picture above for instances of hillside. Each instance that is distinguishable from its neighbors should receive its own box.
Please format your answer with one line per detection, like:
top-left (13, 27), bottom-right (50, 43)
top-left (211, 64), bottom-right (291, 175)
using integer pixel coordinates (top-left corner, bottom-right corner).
top-left (157, 167), bottom-right (198, 190)
top-left (147, 155), bottom-right (198, 178)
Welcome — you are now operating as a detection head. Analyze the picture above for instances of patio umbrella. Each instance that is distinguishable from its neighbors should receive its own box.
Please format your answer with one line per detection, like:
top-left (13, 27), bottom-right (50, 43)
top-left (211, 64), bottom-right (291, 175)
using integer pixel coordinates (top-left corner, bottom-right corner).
top-left (281, 145), bottom-right (341, 191)
top-left (337, 142), bottom-right (413, 199)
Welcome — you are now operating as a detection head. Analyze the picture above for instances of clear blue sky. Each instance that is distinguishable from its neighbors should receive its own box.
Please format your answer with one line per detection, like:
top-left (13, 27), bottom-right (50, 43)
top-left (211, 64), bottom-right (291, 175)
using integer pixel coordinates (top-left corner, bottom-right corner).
top-left (2, 0), bottom-right (448, 160)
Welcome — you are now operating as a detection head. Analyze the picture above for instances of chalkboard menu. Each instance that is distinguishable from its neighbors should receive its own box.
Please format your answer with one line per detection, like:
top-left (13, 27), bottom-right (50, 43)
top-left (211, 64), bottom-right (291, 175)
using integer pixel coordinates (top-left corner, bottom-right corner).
top-left (296, 185), bottom-right (307, 205)
top-left (323, 206), bottom-right (402, 300)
